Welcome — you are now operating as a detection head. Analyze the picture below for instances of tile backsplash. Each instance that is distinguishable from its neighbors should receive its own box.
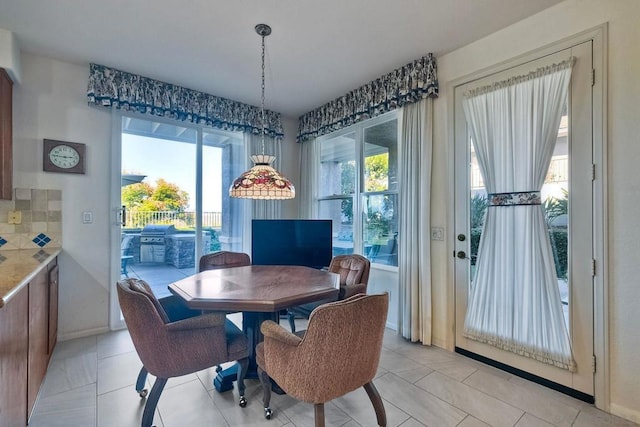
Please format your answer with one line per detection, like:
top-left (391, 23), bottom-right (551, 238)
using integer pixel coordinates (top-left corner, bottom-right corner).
top-left (0, 188), bottom-right (62, 251)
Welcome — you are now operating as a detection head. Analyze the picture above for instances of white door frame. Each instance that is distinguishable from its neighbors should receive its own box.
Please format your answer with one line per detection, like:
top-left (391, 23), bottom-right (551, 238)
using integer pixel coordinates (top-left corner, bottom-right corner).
top-left (108, 110), bottom-right (125, 330)
top-left (446, 25), bottom-right (608, 410)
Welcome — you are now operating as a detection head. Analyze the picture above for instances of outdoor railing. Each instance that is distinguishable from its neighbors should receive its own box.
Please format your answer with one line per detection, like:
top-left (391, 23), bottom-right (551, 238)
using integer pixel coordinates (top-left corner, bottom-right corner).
top-left (124, 210), bottom-right (222, 229)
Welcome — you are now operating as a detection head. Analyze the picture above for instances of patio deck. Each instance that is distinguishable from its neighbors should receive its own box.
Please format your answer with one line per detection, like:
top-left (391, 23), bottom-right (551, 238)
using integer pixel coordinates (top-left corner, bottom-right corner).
top-left (123, 262), bottom-right (196, 299)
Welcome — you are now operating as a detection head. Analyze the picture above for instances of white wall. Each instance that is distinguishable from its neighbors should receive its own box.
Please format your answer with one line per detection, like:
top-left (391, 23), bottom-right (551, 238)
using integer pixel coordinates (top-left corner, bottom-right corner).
top-left (430, 0), bottom-right (640, 421)
top-left (13, 53), bottom-right (111, 339)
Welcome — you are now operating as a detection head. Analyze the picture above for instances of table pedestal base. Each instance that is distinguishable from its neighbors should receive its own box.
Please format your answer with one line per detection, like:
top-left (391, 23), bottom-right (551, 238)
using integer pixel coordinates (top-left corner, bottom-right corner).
top-left (213, 311), bottom-right (278, 393)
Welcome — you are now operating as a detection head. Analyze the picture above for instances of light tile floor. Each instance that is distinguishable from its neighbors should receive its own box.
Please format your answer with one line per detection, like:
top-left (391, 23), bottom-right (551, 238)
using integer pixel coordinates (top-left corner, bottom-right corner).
top-left (30, 317), bottom-right (636, 427)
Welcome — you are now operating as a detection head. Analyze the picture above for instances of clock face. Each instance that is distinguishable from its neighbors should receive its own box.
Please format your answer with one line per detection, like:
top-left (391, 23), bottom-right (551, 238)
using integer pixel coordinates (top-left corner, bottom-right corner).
top-left (49, 145), bottom-right (80, 169)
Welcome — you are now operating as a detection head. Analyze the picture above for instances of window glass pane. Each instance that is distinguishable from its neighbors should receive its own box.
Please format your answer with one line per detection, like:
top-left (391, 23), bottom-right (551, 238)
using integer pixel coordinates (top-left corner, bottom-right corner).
top-left (364, 119), bottom-right (398, 192)
top-left (319, 198), bottom-right (354, 256)
top-left (319, 132), bottom-right (356, 197)
top-left (203, 129), bottom-right (245, 253)
top-left (363, 194), bottom-right (398, 266)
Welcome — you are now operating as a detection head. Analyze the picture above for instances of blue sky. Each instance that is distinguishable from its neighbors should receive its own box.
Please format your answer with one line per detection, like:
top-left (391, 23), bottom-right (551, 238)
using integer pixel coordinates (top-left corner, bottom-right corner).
top-left (121, 134), bottom-right (223, 211)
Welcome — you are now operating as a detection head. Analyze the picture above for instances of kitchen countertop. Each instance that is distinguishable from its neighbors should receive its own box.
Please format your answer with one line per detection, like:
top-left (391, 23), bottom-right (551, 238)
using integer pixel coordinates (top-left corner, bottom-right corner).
top-left (0, 248), bottom-right (61, 308)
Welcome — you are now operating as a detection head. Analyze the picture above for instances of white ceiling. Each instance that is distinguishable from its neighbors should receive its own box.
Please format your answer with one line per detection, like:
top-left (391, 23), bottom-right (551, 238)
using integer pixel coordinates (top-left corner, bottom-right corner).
top-left (0, 0), bottom-right (563, 118)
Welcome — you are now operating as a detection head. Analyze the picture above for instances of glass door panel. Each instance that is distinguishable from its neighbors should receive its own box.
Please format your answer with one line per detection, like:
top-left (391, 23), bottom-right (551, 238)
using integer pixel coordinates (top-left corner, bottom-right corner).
top-left (120, 119), bottom-right (197, 298)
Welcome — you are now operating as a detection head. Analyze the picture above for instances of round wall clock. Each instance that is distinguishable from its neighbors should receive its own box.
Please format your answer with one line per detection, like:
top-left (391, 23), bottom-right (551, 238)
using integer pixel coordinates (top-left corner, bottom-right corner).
top-left (43, 139), bottom-right (86, 174)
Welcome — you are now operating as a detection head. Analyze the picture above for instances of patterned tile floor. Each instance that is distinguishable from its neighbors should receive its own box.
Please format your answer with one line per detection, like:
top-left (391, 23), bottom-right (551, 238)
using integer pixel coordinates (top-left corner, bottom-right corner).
top-left (29, 314), bottom-right (636, 427)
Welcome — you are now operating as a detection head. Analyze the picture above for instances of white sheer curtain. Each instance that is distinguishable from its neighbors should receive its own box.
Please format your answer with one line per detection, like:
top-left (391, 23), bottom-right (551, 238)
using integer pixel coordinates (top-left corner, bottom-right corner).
top-left (462, 59), bottom-right (576, 371)
top-left (245, 133), bottom-right (282, 219)
top-left (398, 98), bottom-right (433, 344)
top-left (298, 138), bottom-right (320, 219)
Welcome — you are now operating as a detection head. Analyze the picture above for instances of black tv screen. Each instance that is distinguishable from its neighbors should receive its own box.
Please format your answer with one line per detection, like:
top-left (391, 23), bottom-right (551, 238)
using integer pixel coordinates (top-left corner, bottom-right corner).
top-left (252, 219), bottom-right (333, 269)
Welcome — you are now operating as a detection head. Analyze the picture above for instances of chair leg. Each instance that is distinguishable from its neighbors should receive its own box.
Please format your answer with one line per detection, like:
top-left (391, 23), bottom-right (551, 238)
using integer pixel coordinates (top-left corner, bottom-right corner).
top-left (141, 377), bottom-right (167, 427)
top-left (314, 403), bottom-right (325, 427)
top-left (288, 310), bottom-right (296, 333)
top-left (363, 381), bottom-right (387, 427)
top-left (237, 357), bottom-right (249, 407)
top-left (136, 367), bottom-right (148, 398)
top-left (257, 366), bottom-right (273, 419)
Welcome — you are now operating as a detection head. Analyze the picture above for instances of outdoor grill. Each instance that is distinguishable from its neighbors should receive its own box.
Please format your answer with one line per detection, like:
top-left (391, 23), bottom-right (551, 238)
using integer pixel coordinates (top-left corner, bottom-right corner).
top-left (139, 224), bottom-right (177, 263)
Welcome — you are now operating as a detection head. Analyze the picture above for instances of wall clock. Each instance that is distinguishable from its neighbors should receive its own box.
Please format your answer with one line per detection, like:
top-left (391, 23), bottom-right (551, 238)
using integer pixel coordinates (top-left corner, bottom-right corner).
top-left (43, 139), bottom-right (86, 174)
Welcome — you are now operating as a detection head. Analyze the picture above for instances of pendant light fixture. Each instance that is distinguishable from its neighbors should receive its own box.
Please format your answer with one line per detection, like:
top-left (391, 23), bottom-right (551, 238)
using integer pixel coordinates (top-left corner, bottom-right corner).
top-left (229, 24), bottom-right (295, 200)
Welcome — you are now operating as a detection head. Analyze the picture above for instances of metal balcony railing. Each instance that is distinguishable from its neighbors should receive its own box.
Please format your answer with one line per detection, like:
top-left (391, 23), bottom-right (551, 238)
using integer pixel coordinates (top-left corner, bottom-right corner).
top-left (124, 210), bottom-right (222, 229)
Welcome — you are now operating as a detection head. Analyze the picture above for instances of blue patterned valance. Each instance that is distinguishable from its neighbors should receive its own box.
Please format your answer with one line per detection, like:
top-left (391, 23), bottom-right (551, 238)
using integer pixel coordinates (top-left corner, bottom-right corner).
top-left (87, 63), bottom-right (284, 138)
top-left (297, 53), bottom-right (438, 142)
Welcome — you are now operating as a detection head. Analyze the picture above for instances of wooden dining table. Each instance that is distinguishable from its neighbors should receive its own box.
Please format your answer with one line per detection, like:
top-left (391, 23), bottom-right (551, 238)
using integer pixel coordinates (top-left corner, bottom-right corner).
top-left (168, 264), bottom-right (340, 392)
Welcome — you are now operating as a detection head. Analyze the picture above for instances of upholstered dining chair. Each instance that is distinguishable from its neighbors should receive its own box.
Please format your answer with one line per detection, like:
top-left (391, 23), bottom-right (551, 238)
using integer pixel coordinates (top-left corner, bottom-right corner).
top-left (287, 254), bottom-right (371, 332)
top-left (199, 250), bottom-right (251, 272)
top-left (117, 278), bottom-right (249, 427)
top-left (257, 293), bottom-right (389, 427)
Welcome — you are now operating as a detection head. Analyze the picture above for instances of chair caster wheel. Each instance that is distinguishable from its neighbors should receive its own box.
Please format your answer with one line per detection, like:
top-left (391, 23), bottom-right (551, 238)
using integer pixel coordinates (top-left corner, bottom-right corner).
top-left (239, 396), bottom-right (247, 407)
top-left (138, 389), bottom-right (148, 398)
top-left (264, 407), bottom-right (273, 419)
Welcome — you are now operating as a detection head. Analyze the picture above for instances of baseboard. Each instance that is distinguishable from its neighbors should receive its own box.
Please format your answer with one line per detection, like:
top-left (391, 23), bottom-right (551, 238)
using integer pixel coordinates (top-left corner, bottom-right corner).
top-left (57, 326), bottom-right (110, 342)
top-left (431, 336), bottom-right (450, 350)
top-left (610, 403), bottom-right (640, 424)
top-left (385, 320), bottom-right (397, 331)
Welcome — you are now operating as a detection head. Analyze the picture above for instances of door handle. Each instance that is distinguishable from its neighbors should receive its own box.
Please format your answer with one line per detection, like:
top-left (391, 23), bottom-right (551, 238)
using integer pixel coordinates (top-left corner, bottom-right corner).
top-left (121, 205), bottom-right (126, 227)
top-left (456, 251), bottom-right (468, 259)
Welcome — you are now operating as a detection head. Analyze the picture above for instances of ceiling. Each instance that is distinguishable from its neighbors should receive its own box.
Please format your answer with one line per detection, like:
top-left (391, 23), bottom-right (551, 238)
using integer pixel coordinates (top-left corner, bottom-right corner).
top-left (0, 0), bottom-right (563, 118)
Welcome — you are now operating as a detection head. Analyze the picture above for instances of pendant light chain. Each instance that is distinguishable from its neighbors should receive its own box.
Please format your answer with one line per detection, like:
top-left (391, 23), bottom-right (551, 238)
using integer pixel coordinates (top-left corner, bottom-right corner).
top-left (228, 23), bottom-right (294, 199)
top-left (260, 31), bottom-right (266, 156)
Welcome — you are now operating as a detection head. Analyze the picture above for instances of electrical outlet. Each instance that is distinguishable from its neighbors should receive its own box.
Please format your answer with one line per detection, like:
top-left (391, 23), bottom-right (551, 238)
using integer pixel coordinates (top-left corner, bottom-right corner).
top-left (8, 210), bottom-right (21, 225)
top-left (430, 226), bottom-right (444, 241)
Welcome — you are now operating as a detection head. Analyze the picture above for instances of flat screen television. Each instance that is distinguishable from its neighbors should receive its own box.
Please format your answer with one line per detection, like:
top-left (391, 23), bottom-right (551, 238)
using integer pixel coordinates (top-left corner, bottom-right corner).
top-left (252, 219), bottom-right (333, 269)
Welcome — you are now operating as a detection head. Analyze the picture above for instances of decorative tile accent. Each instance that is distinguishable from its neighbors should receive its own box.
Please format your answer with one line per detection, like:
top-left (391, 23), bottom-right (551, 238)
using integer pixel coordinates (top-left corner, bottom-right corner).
top-left (0, 254), bottom-right (6, 264)
top-left (0, 188), bottom-right (63, 251)
top-left (33, 249), bottom-right (51, 262)
top-left (32, 233), bottom-right (52, 247)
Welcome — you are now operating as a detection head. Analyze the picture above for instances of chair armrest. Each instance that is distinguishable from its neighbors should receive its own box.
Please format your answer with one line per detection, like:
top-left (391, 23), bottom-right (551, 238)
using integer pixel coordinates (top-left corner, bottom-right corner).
top-left (261, 320), bottom-right (303, 347)
top-left (166, 312), bottom-right (226, 332)
top-left (339, 283), bottom-right (366, 299)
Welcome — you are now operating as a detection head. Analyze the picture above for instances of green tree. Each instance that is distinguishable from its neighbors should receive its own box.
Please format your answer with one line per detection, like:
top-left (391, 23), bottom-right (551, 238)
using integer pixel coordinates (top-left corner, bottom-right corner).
top-left (121, 179), bottom-right (189, 212)
top-left (121, 182), bottom-right (153, 209)
top-left (364, 153), bottom-right (389, 192)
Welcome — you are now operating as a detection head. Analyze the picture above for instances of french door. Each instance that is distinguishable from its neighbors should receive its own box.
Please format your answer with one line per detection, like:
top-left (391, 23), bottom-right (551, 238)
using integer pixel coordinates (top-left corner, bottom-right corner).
top-left (109, 113), bottom-right (247, 329)
top-left (454, 41), bottom-right (595, 397)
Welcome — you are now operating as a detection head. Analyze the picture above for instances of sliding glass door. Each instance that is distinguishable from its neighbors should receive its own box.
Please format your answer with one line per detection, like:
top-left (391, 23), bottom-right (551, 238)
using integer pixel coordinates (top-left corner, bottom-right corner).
top-left (110, 114), bottom-right (246, 328)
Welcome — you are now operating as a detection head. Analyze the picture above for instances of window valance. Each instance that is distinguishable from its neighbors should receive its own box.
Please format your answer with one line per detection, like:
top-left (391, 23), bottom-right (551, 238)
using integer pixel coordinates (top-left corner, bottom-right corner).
top-left (296, 53), bottom-right (438, 142)
top-left (87, 63), bottom-right (284, 138)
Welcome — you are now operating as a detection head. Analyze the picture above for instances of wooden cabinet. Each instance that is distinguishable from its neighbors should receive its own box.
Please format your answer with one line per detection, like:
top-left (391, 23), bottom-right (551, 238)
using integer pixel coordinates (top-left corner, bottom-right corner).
top-left (0, 284), bottom-right (29, 427)
top-left (27, 267), bottom-right (49, 418)
top-left (0, 68), bottom-right (12, 200)
top-left (48, 263), bottom-right (59, 354)
top-left (0, 256), bottom-right (59, 426)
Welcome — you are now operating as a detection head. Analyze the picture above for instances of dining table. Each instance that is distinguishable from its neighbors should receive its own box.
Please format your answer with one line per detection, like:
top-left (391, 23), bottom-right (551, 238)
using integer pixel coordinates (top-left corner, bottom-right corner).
top-left (168, 264), bottom-right (340, 393)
